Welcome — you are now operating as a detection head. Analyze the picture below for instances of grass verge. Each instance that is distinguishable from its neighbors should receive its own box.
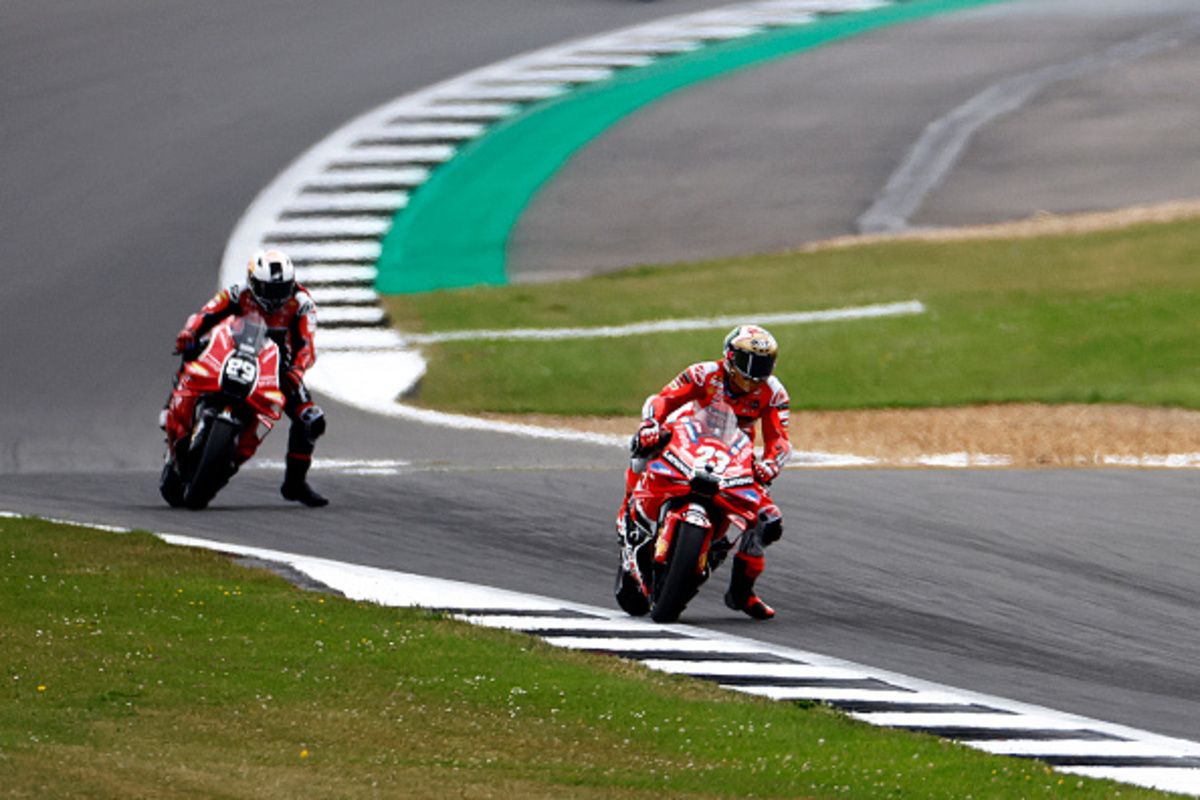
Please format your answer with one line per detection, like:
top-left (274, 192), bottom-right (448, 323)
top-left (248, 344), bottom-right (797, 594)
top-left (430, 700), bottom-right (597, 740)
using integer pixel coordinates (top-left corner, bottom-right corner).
top-left (1, 516), bottom-right (1185, 798)
top-left (382, 217), bottom-right (1200, 417)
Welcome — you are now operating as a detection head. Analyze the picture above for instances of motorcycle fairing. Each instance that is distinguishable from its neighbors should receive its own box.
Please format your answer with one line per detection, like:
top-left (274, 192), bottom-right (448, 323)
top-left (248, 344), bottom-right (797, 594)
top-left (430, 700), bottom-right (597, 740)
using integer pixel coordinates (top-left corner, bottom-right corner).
top-left (163, 313), bottom-right (285, 465)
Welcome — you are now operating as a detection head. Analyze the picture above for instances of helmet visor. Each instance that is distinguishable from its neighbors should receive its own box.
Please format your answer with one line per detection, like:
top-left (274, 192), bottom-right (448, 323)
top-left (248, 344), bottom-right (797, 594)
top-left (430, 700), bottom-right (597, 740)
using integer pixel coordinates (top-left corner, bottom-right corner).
top-left (729, 349), bottom-right (775, 381)
top-left (252, 277), bottom-right (294, 304)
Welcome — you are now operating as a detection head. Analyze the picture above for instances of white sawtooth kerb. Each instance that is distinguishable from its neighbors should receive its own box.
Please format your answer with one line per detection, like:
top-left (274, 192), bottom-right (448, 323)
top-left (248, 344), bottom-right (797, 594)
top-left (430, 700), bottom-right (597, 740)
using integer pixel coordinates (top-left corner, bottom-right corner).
top-left (306, 286), bottom-right (379, 305)
top-left (9, 509), bottom-right (1194, 797)
top-left (267, 218), bottom-right (393, 238)
top-left (331, 144), bottom-right (457, 164)
top-left (302, 167), bottom-right (431, 188)
top-left (294, 264), bottom-right (378, 284)
top-left (285, 192), bottom-right (409, 214)
top-left (201, 542), bottom-right (1200, 796)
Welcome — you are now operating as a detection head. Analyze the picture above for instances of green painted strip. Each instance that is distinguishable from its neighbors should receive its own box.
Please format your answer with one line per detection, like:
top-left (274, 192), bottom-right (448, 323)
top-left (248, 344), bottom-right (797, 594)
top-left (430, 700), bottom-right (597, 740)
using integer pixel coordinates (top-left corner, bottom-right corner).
top-left (376, 0), bottom-right (1014, 295)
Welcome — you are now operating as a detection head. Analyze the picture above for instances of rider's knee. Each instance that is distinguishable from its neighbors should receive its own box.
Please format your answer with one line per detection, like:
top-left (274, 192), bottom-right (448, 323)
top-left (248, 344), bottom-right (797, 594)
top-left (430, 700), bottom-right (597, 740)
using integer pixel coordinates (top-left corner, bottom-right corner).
top-left (297, 403), bottom-right (326, 444)
top-left (740, 505), bottom-right (783, 557)
top-left (762, 517), bottom-right (783, 545)
top-left (758, 502), bottom-right (783, 545)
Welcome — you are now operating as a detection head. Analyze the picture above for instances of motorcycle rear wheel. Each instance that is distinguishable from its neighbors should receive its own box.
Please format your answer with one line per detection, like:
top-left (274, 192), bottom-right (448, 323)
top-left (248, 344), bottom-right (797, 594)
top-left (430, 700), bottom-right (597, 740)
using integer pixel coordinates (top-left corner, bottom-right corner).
top-left (183, 416), bottom-right (240, 510)
top-left (650, 521), bottom-right (707, 623)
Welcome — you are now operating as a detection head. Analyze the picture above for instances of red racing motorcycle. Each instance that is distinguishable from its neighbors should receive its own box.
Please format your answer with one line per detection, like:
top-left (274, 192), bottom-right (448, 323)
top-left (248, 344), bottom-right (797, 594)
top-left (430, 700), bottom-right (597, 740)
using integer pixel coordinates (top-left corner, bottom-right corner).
top-left (615, 402), bottom-right (763, 623)
top-left (159, 311), bottom-right (285, 509)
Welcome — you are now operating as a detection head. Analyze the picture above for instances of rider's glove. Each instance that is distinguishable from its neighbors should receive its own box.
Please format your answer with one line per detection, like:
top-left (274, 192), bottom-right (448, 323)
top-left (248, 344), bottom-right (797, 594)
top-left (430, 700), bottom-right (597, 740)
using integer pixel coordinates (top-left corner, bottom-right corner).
top-left (283, 366), bottom-right (305, 394)
top-left (637, 419), bottom-right (666, 452)
top-left (174, 329), bottom-right (196, 355)
top-left (753, 458), bottom-right (781, 486)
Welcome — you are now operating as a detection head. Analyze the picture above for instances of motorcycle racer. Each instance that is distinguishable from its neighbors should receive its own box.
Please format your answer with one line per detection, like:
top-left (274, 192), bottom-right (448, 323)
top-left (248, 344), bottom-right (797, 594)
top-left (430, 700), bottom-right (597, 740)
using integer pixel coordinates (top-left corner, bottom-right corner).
top-left (620, 324), bottom-right (792, 619)
top-left (171, 249), bottom-right (329, 507)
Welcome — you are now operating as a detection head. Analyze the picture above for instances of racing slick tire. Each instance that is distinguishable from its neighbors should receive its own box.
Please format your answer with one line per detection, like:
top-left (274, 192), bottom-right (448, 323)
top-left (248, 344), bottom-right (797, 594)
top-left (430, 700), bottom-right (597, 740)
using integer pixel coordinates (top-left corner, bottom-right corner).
top-left (183, 416), bottom-right (240, 510)
top-left (650, 521), bottom-right (708, 624)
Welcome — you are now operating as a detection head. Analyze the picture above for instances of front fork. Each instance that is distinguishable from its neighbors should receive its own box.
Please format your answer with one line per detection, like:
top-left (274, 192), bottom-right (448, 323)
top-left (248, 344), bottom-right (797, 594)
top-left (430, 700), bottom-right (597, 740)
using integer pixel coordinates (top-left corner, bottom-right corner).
top-left (165, 403), bottom-right (239, 477)
top-left (621, 500), bottom-right (741, 600)
top-left (654, 503), bottom-right (712, 564)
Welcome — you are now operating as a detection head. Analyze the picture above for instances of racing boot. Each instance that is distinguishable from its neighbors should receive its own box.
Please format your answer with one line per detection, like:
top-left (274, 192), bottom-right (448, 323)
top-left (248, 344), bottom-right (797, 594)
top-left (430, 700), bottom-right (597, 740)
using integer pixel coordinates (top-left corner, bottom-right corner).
top-left (616, 491), bottom-right (636, 544)
top-left (615, 466), bottom-right (642, 544)
top-left (724, 553), bottom-right (774, 620)
top-left (281, 453), bottom-right (328, 507)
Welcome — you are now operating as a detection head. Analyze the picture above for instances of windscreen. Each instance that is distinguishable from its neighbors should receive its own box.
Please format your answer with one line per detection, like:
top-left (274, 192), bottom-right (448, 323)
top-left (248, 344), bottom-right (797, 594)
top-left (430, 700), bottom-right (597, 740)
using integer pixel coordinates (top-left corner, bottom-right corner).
top-left (692, 402), bottom-right (739, 446)
top-left (231, 311), bottom-right (268, 356)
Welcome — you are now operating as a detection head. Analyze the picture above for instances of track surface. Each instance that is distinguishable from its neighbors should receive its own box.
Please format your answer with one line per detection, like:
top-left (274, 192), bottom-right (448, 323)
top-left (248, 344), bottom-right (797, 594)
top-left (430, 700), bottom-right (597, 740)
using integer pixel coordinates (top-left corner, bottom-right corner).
top-left (3, 0), bottom-right (1199, 748)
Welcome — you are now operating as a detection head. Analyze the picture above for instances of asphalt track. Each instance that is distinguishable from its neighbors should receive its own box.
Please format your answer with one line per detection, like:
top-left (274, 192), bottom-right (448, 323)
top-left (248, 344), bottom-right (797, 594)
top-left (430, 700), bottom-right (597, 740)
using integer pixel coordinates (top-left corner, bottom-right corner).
top-left (3, 0), bottom-right (1200, 755)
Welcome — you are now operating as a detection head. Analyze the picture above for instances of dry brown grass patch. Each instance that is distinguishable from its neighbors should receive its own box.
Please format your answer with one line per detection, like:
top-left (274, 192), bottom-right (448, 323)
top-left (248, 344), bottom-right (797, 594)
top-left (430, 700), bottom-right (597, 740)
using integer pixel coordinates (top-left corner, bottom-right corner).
top-left (797, 199), bottom-right (1200, 251)
top-left (476, 200), bottom-right (1200, 468)
top-left (481, 404), bottom-right (1200, 468)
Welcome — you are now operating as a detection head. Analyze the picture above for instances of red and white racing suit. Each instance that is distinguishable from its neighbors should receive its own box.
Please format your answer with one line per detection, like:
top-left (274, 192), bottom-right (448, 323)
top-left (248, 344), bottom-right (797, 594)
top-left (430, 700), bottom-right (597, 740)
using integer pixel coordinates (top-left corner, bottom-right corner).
top-left (169, 283), bottom-right (325, 466)
top-left (624, 361), bottom-right (793, 615)
top-left (645, 360), bottom-right (792, 470)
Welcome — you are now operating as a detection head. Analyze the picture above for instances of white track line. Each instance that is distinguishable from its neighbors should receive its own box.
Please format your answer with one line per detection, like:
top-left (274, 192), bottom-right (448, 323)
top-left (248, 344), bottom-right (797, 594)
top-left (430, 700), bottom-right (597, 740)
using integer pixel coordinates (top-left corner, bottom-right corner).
top-left (396, 301), bottom-right (925, 344)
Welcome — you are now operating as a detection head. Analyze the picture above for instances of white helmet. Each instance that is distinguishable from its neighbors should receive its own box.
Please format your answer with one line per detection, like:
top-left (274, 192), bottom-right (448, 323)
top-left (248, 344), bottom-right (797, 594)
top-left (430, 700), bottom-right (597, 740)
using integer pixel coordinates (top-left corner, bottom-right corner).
top-left (247, 249), bottom-right (296, 311)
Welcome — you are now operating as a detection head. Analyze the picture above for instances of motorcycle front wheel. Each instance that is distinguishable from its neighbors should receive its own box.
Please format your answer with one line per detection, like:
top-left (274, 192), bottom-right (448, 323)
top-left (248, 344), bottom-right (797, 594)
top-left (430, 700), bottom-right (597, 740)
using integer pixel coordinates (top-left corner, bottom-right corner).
top-left (650, 521), bottom-right (708, 623)
top-left (183, 416), bottom-right (240, 510)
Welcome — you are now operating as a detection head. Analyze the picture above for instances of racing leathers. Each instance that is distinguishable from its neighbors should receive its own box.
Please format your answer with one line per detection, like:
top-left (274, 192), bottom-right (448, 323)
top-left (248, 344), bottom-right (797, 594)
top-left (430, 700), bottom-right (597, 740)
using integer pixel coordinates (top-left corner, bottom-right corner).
top-left (170, 283), bottom-right (328, 506)
top-left (621, 361), bottom-right (792, 619)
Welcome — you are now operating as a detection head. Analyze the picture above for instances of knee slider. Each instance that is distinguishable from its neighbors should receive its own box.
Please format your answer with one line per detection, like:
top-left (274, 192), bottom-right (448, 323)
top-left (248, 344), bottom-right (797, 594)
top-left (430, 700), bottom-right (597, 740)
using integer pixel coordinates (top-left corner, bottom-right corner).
top-left (757, 503), bottom-right (783, 546)
top-left (762, 517), bottom-right (783, 546)
top-left (300, 404), bottom-right (326, 444)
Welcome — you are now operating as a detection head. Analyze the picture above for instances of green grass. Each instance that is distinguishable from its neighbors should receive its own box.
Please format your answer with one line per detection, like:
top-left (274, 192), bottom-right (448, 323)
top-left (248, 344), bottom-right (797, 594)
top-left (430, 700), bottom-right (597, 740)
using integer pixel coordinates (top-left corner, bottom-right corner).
top-left (382, 218), bottom-right (1200, 416)
top-left (1, 516), bottom-right (1185, 798)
